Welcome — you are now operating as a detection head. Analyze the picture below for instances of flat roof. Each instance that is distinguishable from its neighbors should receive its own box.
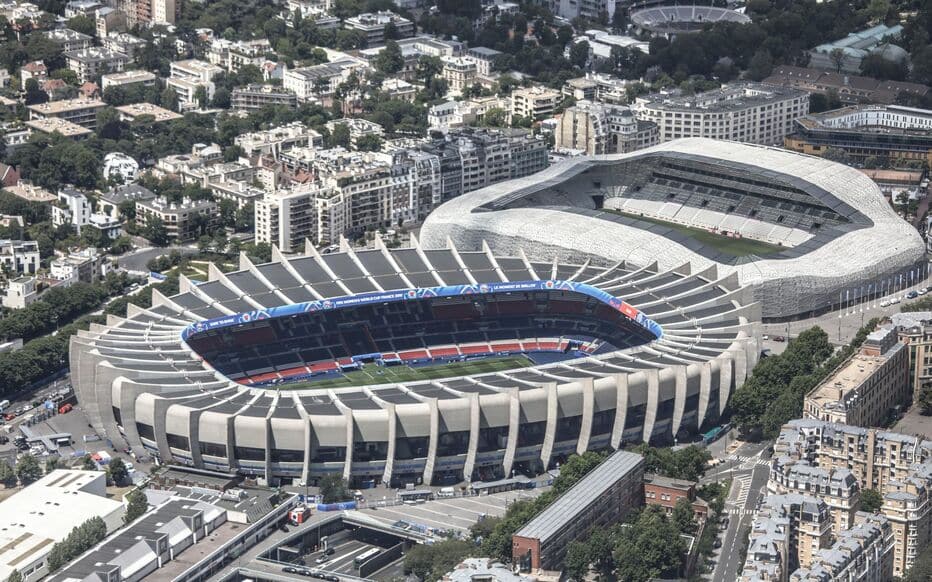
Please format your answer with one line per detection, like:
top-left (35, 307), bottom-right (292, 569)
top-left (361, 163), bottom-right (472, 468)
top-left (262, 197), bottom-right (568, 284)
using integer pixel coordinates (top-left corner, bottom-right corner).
top-left (25, 118), bottom-right (92, 137)
top-left (514, 450), bottom-right (643, 543)
top-left (27, 97), bottom-right (105, 115)
top-left (0, 470), bottom-right (123, 580)
top-left (115, 102), bottom-right (183, 122)
top-left (807, 352), bottom-right (889, 411)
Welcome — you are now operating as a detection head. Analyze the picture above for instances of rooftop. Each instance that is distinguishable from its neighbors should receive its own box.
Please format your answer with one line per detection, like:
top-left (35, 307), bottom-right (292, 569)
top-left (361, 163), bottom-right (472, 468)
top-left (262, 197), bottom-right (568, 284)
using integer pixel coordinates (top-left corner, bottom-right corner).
top-left (25, 117), bottom-right (92, 137)
top-left (514, 450), bottom-right (643, 543)
top-left (27, 97), bottom-right (106, 115)
top-left (115, 102), bottom-right (183, 122)
top-left (636, 82), bottom-right (806, 113)
top-left (0, 470), bottom-right (124, 580)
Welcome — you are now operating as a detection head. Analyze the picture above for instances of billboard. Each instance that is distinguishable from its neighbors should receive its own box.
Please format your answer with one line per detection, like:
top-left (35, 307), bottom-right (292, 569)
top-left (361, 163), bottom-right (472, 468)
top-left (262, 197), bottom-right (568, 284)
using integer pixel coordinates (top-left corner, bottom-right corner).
top-left (181, 280), bottom-right (663, 341)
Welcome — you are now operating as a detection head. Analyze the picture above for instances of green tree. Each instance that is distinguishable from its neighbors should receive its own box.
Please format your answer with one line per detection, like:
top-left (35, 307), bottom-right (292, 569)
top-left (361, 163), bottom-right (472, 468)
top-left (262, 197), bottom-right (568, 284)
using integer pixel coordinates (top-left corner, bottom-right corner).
top-left (0, 461), bottom-right (16, 488)
top-left (108, 457), bottom-right (128, 485)
top-left (124, 488), bottom-right (148, 523)
top-left (143, 216), bottom-right (169, 246)
top-left (81, 454), bottom-right (96, 471)
top-left (860, 488), bottom-right (884, 513)
top-left (212, 87), bottom-right (231, 109)
top-left (403, 539), bottom-right (472, 581)
top-left (672, 497), bottom-right (696, 534)
top-left (15, 454), bottom-right (41, 485)
top-left (318, 473), bottom-right (351, 503)
top-left (563, 541), bottom-right (590, 581)
top-left (614, 506), bottom-right (686, 582)
top-left (917, 385), bottom-right (932, 415)
top-left (375, 40), bottom-right (404, 75)
top-left (194, 85), bottom-right (208, 109)
top-left (160, 87), bottom-right (179, 111)
top-left (355, 134), bottom-right (382, 151)
top-left (66, 15), bottom-right (95, 36)
top-left (569, 40), bottom-right (589, 68)
top-left (45, 457), bottom-right (59, 474)
top-left (6, 569), bottom-right (22, 582)
top-left (747, 49), bottom-right (774, 81)
top-left (326, 123), bottom-right (351, 149)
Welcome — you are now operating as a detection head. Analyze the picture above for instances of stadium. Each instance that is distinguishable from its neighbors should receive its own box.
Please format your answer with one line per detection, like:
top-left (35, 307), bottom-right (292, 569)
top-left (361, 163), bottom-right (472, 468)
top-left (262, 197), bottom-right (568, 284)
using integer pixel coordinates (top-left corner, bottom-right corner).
top-left (71, 241), bottom-right (758, 487)
top-left (631, 4), bottom-right (751, 35)
top-left (421, 139), bottom-right (927, 321)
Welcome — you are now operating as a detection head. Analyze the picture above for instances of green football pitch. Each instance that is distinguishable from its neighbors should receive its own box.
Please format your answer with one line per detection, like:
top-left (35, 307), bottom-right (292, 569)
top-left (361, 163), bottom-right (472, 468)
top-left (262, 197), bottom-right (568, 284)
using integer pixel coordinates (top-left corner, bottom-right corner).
top-left (607, 210), bottom-right (785, 257)
top-left (284, 356), bottom-right (533, 389)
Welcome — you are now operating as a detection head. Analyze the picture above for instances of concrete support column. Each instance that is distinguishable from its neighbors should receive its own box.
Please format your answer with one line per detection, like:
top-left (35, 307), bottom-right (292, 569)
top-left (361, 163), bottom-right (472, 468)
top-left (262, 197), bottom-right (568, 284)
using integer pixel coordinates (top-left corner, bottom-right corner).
top-left (671, 366), bottom-right (688, 438)
top-left (382, 404), bottom-right (397, 485)
top-left (539, 384), bottom-right (558, 469)
top-left (577, 378), bottom-right (594, 455)
top-left (342, 409), bottom-right (354, 481)
top-left (696, 362), bottom-right (712, 429)
top-left (719, 357), bottom-right (734, 416)
top-left (611, 374), bottom-right (629, 450)
top-left (422, 399), bottom-right (439, 486)
top-left (641, 369), bottom-right (660, 443)
top-left (463, 394), bottom-right (480, 481)
top-left (189, 409), bottom-right (203, 469)
top-left (502, 388), bottom-right (520, 478)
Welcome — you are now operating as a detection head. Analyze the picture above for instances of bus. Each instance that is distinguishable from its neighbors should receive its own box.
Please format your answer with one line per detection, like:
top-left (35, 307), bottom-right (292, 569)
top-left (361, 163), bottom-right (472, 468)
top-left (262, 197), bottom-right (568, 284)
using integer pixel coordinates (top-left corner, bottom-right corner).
top-left (397, 489), bottom-right (433, 504)
top-left (354, 548), bottom-right (381, 568)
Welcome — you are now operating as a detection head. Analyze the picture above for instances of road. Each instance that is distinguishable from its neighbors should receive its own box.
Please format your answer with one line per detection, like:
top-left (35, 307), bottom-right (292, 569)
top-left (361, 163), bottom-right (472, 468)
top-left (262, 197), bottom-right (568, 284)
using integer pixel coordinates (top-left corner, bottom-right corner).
top-left (116, 244), bottom-right (197, 272)
top-left (700, 437), bottom-right (771, 582)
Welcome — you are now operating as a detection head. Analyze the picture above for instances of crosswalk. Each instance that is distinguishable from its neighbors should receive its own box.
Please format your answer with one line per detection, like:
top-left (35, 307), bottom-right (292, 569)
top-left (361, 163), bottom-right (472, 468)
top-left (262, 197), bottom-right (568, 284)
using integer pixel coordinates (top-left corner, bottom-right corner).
top-left (724, 454), bottom-right (772, 469)
top-left (732, 474), bottom-right (753, 508)
top-left (724, 507), bottom-right (757, 516)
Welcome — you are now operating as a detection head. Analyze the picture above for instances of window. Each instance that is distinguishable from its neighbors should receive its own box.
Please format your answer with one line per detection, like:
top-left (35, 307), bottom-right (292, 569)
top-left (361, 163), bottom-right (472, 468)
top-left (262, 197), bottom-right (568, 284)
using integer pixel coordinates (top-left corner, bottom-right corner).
top-left (166, 433), bottom-right (190, 451)
top-left (234, 446), bottom-right (266, 461)
top-left (200, 441), bottom-right (227, 458)
top-left (136, 422), bottom-right (155, 441)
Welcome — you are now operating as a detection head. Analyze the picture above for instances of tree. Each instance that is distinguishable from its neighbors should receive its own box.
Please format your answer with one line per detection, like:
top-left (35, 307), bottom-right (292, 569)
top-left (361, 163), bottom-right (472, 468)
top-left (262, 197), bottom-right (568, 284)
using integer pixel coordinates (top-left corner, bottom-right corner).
top-left (5, 570), bottom-right (21, 582)
top-left (108, 457), bottom-right (128, 486)
top-left (672, 497), bottom-right (696, 534)
top-left (829, 47), bottom-right (847, 72)
top-left (0, 461), bottom-right (15, 488)
top-left (375, 40), bottom-right (404, 75)
top-left (15, 454), bottom-right (41, 485)
top-left (45, 457), bottom-right (59, 474)
top-left (81, 454), bottom-right (96, 471)
top-left (24, 77), bottom-right (48, 105)
top-left (747, 49), bottom-right (774, 81)
top-left (194, 85), bottom-right (208, 109)
top-left (211, 87), bottom-right (231, 109)
top-left (143, 216), bottom-right (169, 246)
top-left (327, 123), bottom-right (351, 149)
top-left (918, 385), bottom-right (932, 415)
top-left (563, 541), bottom-right (590, 581)
top-left (355, 134), bottom-right (382, 151)
top-left (861, 488), bottom-right (884, 513)
top-left (403, 539), bottom-right (472, 581)
top-left (569, 40), bottom-right (589, 68)
top-left (160, 87), bottom-right (179, 111)
top-left (66, 15), bottom-right (95, 36)
top-left (124, 488), bottom-right (148, 523)
top-left (318, 473), bottom-right (351, 503)
top-left (614, 506), bottom-right (686, 582)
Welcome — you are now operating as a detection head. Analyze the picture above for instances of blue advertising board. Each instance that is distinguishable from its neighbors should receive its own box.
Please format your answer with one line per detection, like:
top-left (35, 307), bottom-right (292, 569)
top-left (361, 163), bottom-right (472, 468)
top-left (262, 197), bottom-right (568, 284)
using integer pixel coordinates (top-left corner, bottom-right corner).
top-left (181, 279), bottom-right (663, 341)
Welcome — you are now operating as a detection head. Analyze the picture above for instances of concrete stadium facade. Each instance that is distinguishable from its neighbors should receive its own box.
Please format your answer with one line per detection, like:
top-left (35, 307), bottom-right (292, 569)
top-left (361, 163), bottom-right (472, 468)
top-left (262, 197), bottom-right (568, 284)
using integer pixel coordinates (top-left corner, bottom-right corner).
top-left (420, 139), bottom-right (927, 321)
top-left (70, 239), bottom-right (758, 486)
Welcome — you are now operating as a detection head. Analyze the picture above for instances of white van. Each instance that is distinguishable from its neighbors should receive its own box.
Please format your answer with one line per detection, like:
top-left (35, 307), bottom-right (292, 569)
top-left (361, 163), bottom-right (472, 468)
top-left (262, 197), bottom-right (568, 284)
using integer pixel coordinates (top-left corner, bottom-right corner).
top-left (438, 487), bottom-right (455, 498)
top-left (0, 400), bottom-right (10, 412)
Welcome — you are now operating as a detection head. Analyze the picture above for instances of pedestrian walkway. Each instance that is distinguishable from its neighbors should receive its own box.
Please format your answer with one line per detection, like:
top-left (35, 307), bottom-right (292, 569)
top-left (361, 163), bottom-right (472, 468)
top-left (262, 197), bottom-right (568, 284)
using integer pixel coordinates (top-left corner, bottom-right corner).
top-left (731, 474), bottom-right (753, 508)
top-left (724, 507), bottom-right (757, 516)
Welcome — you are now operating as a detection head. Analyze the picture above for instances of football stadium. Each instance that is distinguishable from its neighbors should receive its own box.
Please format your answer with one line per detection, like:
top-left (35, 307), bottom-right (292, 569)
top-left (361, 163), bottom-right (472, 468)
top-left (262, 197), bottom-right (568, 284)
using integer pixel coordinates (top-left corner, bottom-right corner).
top-left (421, 139), bottom-right (927, 321)
top-left (71, 242), bottom-right (758, 487)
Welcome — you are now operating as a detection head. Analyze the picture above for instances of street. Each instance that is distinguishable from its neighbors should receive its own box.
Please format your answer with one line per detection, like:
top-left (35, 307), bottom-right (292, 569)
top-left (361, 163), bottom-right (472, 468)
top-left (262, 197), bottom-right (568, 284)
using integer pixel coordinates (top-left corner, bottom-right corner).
top-left (116, 244), bottom-right (197, 273)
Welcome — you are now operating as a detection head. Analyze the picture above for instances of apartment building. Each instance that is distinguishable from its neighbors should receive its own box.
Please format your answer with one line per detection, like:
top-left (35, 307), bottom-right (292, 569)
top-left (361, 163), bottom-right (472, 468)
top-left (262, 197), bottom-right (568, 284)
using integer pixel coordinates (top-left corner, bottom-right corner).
top-left (0, 240), bottom-right (39, 274)
top-left (343, 11), bottom-right (413, 46)
top-left (100, 69), bottom-right (156, 92)
top-left (325, 118), bottom-right (384, 149)
top-left (512, 451), bottom-right (645, 572)
top-left (790, 513), bottom-right (894, 582)
top-left (631, 83), bottom-right (810, 145)
top-left (44, 28), bottom-right (92, 52)
top-left (890, 311), bottom-right (932, 400)
top-left (50, 247), bottom-right (108, 285)
top-left (785, 104), bottom-right (932, 168)
top-left (466, 46), bottom-right (502, 76)
top-left (101, 32), bottom-right (147, 61)
top-left (3, 276), bottom-right (36, 310)
top-left (511, 86), bottom-right (561, 121)
top-left (27, 97), bottom-right (106, 130)
top-left (283, 62), bottom-right (351, 101)
top-left (167, 59), bottom-right (223, 111)
top-left (803, 326), bottom-right (911, 427)
top-left (207, 39), bottom-right (273, 72)
top-left (115, 102), bottom-right (182, 123)
top-left (643, 474), bottom-right (709, 520)
top-left (739, 494), bottom-right (834, 581)
top-left (769, 457), bottom-right (860, 535)
top-left (775, 419), bottom-right (932, 576)
top-left (235, 122), bottom-right (322, 159)
top-left (441, 56), bottom-right (477, 93)
top-left (64, 48), bottom-right (129, 83)
top-left (556, 100), bottom-right (659, 155)
top-left (231, 84), bottom-right (298, 111)
top-left (51, 186), bottom-right (91, 233)
top-left (135, 196), bottom-right (218, 241)
top-left (255, 184), bottom-right (349, 252)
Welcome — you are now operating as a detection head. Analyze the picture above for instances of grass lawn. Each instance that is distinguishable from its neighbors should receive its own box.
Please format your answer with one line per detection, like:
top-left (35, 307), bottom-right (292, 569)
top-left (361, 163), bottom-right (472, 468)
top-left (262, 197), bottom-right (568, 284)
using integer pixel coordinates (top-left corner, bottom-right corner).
top-left (608, 211), bottom-right (785, 257)
top-left (285, 356), bottom-right (533, 389)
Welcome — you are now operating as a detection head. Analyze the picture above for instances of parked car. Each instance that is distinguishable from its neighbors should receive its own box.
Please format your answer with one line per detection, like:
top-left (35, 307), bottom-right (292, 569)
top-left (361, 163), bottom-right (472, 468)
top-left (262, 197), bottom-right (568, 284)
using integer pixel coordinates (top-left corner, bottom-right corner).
top-left (919, 287), bottom-right (928, 295)
top-left (315, 555), bottom-right (330, 564)
top-left (907, 290), bottom-right (919, 299)
top-left (773, 336), bottom-right (786, 342)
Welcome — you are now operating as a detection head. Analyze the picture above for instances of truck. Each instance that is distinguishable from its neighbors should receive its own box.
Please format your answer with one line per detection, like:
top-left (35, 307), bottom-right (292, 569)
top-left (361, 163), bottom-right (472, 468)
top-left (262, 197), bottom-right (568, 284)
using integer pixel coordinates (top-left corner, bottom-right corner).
top-left (0, 400), bottom-right (10, 413)
top-left (289, 505), bottom-right (311, 525)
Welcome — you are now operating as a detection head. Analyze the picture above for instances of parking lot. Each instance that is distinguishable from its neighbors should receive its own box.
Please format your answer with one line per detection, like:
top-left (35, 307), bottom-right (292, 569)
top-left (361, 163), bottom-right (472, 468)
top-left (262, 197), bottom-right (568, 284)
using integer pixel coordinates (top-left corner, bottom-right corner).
top-left (357, 488), bottom-right (546, 535)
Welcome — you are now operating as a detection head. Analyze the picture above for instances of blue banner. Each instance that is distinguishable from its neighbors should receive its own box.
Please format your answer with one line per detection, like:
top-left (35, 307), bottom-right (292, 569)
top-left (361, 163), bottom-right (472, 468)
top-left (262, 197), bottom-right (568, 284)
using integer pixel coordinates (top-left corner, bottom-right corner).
top-left (181, 280), bottom-right (662, 341)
